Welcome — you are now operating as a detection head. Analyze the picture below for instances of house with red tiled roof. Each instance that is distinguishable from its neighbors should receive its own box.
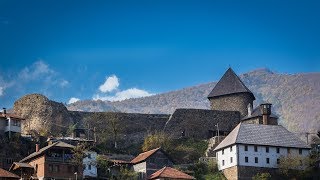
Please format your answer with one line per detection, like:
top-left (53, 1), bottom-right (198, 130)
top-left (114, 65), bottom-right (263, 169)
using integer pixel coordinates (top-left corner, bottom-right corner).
top-left (0, 167), bottom-right (19, 179)
top-left (148, 167), bottom-right (195, 180)
top-left (131, 148), bottom-right (174, 180)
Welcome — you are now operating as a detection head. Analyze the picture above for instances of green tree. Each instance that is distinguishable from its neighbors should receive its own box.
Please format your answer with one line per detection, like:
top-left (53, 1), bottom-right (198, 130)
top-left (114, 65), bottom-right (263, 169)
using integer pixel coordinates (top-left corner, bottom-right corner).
top-left (252, 172), bottom-right (271, 180)
top-left (142, 132), bottom-right (171, 152)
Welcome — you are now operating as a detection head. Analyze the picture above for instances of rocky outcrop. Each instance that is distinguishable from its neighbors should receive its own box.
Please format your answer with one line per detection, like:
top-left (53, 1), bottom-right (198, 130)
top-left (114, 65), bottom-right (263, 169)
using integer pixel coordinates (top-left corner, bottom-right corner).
top-left (13, 94), bottom-right (73, 135)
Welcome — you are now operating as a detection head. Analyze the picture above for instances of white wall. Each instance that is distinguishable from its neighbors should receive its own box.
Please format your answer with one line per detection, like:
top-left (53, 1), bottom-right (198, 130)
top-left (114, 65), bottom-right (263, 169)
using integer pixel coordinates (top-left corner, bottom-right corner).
top-left (133, 161), bottom-right (146, 173)
top-left (216, 145), bottom-right (237, 170)
top-left (83, 151), bottom-right (97, 178)
top-left (238, 144), bottom-right (309, 168)
top-left (216, 144), bottom-right (309, 170)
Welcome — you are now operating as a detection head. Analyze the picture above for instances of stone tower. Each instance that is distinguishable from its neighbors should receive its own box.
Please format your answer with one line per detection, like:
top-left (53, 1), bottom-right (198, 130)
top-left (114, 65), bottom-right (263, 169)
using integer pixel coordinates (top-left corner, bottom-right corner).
top-left (207, 68), bottom-right (255, 117)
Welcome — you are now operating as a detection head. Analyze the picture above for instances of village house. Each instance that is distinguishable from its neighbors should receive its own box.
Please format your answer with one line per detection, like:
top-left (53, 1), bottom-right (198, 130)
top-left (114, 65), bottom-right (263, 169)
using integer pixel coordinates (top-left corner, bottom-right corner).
top-left (213, 122), bottom-right (310, 179)
top-left (131, 148), bottom-right (174, 180)
top-left (0, 108), bottom-right (24, 139)
top-left (9, 162), bottom-right (34, 179)
top-left (148, 166), bottom-right (195, 180)
top-left (18, 141), bottom-right (82, 180)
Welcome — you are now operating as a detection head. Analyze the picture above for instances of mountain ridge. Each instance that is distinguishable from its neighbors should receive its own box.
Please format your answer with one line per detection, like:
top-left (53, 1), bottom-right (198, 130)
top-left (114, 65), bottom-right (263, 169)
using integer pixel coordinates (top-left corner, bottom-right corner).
top-left (67, 68), bottom-right (320, 134)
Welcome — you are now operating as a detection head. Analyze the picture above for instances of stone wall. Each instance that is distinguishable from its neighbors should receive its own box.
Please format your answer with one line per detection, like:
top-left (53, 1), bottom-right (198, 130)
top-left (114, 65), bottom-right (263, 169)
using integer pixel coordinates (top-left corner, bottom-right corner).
top-left (209, 93), bottom-right (254, 118)
top-left (164, 109), bottom-right (240, 139)
top-left (242, 116), bottom-right (278, 125)
top-left (237, 166), bottom-right (278, 180)
top-left (222, 166), bottom-right (238, 180)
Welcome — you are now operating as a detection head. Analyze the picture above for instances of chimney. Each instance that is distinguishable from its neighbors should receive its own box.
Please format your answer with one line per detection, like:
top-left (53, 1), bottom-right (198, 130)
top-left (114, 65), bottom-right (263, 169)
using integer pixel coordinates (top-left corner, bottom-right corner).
top-left (2, 108), bottom-right (6, 114)
top-left (36, 144), bottom-right (40, 152)
top-left (260, 103), bottom-right (272, 125)
top-left (247, 103), bottom-right (253, 116)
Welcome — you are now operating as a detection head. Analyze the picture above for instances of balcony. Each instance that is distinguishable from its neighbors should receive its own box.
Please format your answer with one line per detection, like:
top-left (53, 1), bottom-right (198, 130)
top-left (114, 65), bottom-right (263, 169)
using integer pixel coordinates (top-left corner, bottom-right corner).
top-left (4, 125), bottom-right (21, 133)
top-left (46, 154), bottom-right (73, 163)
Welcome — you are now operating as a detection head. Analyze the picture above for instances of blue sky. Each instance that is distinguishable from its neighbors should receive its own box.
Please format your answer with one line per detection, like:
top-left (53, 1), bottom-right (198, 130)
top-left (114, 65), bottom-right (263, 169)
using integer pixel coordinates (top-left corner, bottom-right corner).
top-left (0, 0), bottom-right (319, 107)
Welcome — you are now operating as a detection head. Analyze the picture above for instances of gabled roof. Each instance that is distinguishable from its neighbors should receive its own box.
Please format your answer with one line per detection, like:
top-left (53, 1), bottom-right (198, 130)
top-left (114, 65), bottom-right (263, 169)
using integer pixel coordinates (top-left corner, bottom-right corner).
top-left (20, 141), bottom-right (75, 163)
top-left (130, 147), bottom-right (161, 164)
top-left (148, 167), bottom-right (195, 180)
top-left (214, 123), bottom-right (310, 151)
top-left (208, 68), bottom-right (255, 99)
top-left (9, 162), bottom-right (33, 171)
top-left (0, 168), bottom-right (19, 179)
top-left (0, 113), bottom-right (25, 120)
top-left (241, 106), bottom-right (278, 121)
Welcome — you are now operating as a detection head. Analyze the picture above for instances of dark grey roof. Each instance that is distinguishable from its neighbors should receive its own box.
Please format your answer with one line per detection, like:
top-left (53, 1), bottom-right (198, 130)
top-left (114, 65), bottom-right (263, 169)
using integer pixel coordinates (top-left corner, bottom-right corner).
top-left (208, 68), bottom-right (255, 99)
top-left (241, 107), bottom-right (278, 120)
top-left (20, 141), bottom-right (74, 163)
top-left (214, 123), bottom-right (310, 151)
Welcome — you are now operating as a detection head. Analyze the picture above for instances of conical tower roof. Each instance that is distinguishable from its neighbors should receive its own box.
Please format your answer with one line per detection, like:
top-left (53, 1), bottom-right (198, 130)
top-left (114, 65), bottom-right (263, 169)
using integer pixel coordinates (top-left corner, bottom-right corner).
top-left (208, 68), bottom-right (255, 99)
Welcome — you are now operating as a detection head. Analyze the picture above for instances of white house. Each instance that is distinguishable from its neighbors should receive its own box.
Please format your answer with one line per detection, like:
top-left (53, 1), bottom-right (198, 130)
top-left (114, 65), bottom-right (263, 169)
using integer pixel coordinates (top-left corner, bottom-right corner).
top-left (0, 108), bottom-right (24, 139)
top-left (214, 123), bottom-right (310, 180)
top-left (83, 151), bottom-right (98, 178)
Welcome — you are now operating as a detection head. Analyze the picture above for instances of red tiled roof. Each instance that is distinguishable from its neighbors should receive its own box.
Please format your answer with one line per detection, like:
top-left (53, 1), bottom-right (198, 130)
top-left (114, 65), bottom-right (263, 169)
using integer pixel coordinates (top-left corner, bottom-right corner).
top-left (130, 147), bottom-right (160, 164)
top-left (0, 113), bottom-right (25, 120)
top-left (148, 167), bottom-right (195, 180)
top-left (0, 168), bottom-right (20, 179)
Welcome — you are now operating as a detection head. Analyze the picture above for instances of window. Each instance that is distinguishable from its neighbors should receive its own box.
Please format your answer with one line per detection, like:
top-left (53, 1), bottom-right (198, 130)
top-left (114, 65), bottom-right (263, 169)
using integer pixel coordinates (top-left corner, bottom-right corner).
top-left (245, 145), bottom-right (248, 151)
top-left (54, 165), bottom-right (59, 172)
top-left (245, 157), bottom-right (248, 163)
top-left (87, 153), bottom-right (91, 159)
top-left (68, 166), bottom-right (73, 173)
top-left (49, 164), bottom-right (53, 172)
top-left (254, 145), bottom-right (258, 152)
top-left (277, 159), bottom-right (280, 164)
top-left (230, 146), bottom-right (233, 152)
top-left (299, 149), bottom-right (302, 155)
top-left (222, 149), bottom-right (224, 155)
top-left (6, 158), bottom-right (13, 164)
top-left (277, 147), bottom-right (280, 153)
top-left (255, 157), bottom-right (258, 163)
top-left (266, 158), bottom-right (270, 164)
top-left (35, 164), bottom-right (38, 173)
top-left (222, 160), bottom-right (225, 166)
top-left (230, 157), bottom-right (233, 163)
top-left (287, 148), bottom-right (291, 154)
top-left (88, 165), bottom-right (92, 170)
top-left (266, 146), bottom-right (269, 153)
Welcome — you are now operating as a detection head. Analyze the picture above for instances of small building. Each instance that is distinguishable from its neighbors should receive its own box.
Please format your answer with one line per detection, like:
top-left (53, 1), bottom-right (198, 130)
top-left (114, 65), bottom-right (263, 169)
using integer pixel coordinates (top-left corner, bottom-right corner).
top-left (0, 167), bottom-right (19, 180)
top-left (131, 148), bottom-right (174, 180)
top-left (214, 122), bottom-right (310, 180)
top-left (83, 151), bottom-right (98, 179)
top-left (0, 108), bottom-right (24, 139)
top-left (19, 141), bottom-right (82, 180)
top-left (148, 166), bottom-right (195, 180)
top-left (241, 103), bottom-right (278, 125)
top-left (9, 162), bottom-right (34, 179)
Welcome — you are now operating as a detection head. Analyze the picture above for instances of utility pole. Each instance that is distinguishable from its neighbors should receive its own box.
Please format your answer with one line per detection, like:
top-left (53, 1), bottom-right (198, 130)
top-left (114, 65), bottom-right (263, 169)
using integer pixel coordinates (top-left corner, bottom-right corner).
top-left (215, 123), bottom-right (220, 143)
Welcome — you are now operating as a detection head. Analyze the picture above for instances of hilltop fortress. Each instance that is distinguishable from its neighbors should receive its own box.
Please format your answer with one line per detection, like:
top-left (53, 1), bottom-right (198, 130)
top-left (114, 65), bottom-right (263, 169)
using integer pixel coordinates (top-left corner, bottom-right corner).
top-left (13, 68), bottom-right (278, 146)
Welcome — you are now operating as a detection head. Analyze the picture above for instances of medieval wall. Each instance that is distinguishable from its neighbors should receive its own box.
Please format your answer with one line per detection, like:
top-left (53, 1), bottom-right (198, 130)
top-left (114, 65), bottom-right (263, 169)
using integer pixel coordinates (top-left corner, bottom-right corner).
top-left (209, 93), bottom-right (254, 118)
top-left (164, 109), bottom-right (240, 139)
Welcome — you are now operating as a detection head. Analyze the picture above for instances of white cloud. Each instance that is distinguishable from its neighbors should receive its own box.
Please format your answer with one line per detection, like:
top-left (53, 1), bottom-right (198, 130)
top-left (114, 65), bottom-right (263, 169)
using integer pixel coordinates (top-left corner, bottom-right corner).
top-left (0, 87), bottom-right (3, 96)
top-left (93, 88), bottom-right (153, 101)
top-left (59, 80), bottom-right (69, 87)
top-left (99, 75), bottom-right (119, 93)
top-left (19, 60), bottom-right (54, 80)
top-left (68, 97), bottom-right (80, 104)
